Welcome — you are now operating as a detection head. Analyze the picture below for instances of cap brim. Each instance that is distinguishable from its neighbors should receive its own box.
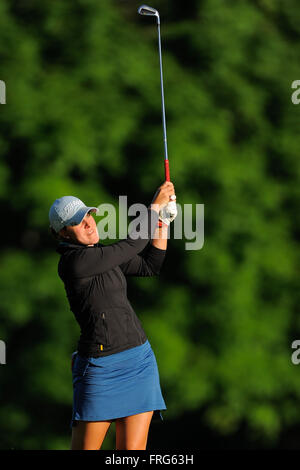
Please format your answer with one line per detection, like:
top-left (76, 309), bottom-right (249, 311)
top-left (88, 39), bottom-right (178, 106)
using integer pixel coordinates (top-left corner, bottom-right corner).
top-left (65, 206), bottom-right (99, 227)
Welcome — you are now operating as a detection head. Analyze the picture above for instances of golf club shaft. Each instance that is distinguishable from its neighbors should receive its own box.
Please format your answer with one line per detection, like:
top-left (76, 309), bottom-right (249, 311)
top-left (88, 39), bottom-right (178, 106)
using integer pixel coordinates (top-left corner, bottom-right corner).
top-left (157, 22), bottom-right (170, 182)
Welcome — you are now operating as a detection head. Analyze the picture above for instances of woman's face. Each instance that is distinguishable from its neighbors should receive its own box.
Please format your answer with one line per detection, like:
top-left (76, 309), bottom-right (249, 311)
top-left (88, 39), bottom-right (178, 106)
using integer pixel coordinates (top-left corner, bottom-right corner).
top-left (59, 211), bottom-right (99, 246)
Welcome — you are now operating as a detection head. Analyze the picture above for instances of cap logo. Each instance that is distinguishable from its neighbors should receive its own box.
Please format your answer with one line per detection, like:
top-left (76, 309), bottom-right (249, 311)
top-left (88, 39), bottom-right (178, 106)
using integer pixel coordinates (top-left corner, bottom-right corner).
top-left (61, 200), bottom-right (83, 219)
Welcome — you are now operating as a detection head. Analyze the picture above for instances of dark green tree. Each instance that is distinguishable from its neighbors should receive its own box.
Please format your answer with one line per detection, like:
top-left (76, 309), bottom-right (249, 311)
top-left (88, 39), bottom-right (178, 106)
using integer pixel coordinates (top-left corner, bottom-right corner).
top-left (0, 0), bottom-right (300, 449)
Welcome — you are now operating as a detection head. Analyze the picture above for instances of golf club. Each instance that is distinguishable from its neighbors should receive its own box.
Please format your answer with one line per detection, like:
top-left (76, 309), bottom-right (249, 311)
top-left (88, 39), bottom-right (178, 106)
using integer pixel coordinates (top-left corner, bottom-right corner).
top-left (138, 5), bottom-right (170, 182)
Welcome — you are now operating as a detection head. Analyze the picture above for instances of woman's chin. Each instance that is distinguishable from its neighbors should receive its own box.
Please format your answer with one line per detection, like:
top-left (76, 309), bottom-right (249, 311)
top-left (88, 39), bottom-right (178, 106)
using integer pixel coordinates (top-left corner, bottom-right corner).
top-left (80, 231), bottom-right (99, 245)
top-left (91, 233), bottom-right (100, 244)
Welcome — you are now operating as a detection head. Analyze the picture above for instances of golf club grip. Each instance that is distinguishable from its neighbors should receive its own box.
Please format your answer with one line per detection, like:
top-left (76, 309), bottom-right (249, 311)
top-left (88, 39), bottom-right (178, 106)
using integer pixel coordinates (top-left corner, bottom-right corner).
top-left (157, 160), bottom-right (170, 228)
top-left (164, 159), bottom-right (170, 181)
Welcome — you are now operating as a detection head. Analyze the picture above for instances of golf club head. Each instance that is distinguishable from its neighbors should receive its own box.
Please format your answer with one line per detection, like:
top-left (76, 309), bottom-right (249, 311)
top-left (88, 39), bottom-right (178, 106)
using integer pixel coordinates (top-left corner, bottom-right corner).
top-left (138, 4), bottom-right (160, 24)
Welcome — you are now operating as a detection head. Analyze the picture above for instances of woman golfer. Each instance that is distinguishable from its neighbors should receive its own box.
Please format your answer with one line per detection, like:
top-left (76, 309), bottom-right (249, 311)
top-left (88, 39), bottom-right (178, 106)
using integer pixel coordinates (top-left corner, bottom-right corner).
top-left (49, 181), bottom-right (176, 450)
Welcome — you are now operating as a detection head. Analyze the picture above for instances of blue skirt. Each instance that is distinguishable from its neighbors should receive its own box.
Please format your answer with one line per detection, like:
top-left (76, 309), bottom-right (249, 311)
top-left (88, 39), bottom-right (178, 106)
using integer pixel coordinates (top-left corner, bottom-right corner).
top-left (71, 340), bottom-right (166, 426)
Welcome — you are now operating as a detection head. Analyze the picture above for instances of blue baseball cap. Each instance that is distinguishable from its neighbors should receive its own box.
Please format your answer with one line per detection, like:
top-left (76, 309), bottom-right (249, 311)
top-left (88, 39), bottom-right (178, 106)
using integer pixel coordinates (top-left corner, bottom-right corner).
top-left (49, 196), bottom-right (99, 233)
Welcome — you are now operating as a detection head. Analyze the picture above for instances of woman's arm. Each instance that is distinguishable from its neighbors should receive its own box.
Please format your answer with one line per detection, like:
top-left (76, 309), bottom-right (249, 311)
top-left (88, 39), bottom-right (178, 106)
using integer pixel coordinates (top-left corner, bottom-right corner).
top-left (151, 221), bottom-right (169, 250)
top-left (59, 182), bottom-right (174, 280)
top-left (119, 221), bottom-right (168, 277)
top-left (59, 208), bottom-right (159, 279)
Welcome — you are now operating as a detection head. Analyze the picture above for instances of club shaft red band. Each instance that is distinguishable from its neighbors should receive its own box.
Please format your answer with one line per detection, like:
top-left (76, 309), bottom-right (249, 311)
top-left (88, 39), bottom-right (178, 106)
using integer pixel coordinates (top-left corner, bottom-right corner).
top-left (164, 159), bottom-right (170, 182)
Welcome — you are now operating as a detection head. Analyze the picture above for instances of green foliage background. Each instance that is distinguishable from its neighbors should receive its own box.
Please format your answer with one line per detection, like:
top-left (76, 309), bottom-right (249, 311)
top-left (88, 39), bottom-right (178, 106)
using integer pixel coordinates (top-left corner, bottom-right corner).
top-left (0, 0), bottom-right (300, 449)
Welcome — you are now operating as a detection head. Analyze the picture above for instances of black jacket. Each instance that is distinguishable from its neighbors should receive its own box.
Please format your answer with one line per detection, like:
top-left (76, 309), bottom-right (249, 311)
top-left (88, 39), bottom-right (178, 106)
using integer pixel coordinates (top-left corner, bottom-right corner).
top-left (56, 208), bottom-right (166, 357)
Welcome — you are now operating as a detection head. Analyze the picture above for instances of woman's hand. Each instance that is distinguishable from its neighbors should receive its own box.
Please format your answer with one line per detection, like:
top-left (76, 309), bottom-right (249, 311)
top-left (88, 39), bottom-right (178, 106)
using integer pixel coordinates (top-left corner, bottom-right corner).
top-left (150, 181), bottom-right (175, 213)
top-left (159, 197), bottom-right (177, 226)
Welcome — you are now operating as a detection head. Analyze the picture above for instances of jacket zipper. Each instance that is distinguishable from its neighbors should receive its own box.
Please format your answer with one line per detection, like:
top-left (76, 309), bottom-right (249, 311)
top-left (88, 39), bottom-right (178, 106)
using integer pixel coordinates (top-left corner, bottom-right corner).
top-left (100, 312), bottom-right (108, 351)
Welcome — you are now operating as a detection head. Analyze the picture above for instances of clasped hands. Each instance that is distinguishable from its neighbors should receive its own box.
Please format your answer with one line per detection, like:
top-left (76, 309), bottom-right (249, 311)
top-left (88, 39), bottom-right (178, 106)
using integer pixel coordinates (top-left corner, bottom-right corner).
top-left (151, 181), bottom-right (178, 226)
top-left (159, 194), bottom-right (177, 226)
